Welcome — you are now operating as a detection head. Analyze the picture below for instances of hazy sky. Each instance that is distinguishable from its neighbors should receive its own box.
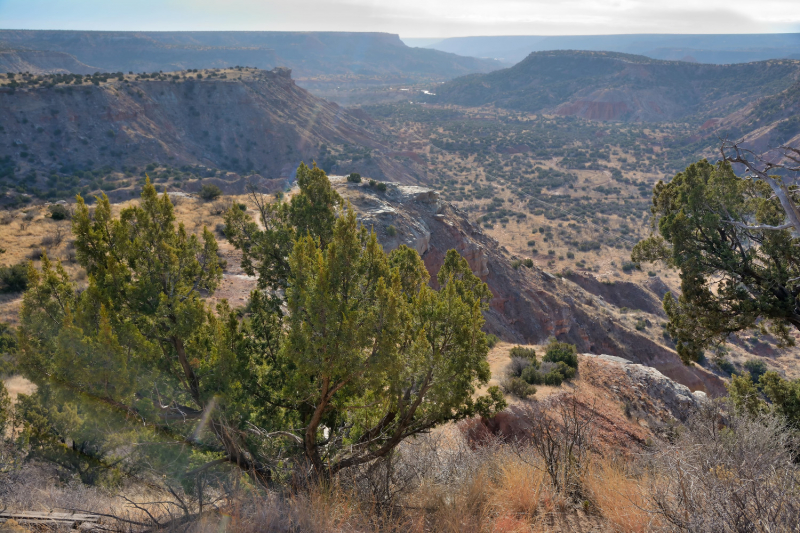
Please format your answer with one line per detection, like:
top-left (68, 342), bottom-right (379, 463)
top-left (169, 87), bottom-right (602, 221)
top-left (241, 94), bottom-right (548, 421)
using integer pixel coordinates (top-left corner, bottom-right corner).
top-left (0, 0), bottom-right (798, 37)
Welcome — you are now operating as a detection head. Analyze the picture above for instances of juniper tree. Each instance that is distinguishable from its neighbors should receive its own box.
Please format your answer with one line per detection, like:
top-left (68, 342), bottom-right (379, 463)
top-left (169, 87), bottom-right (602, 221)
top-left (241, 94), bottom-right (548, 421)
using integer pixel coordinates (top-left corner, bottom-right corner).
top-left (17, 165), bottom-right (503, 483)
top-left (633, 156), bottom-right (800, 363)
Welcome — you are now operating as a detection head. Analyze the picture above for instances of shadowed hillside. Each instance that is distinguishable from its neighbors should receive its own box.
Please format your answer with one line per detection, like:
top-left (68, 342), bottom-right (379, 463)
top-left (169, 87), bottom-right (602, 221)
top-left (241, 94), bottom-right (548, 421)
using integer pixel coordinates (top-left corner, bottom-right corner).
top-left (432, 50), bottom-right (800, 122)
top-left (0, 67), bottom-right (430, 201)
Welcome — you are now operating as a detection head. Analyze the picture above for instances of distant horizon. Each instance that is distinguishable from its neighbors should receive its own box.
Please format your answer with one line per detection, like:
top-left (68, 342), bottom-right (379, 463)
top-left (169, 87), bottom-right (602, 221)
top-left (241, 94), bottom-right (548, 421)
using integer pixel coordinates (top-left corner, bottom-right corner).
top-left (1, 0), bottom-right (798, 37)
top-left (0, 29), bottom-right (797, 38)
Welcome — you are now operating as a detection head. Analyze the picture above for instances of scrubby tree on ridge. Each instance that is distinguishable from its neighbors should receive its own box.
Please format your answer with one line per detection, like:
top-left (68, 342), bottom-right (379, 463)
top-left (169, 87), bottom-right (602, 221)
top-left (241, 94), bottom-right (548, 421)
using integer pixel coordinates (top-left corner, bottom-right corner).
top-left (16, 163), bottom-right (504, 483)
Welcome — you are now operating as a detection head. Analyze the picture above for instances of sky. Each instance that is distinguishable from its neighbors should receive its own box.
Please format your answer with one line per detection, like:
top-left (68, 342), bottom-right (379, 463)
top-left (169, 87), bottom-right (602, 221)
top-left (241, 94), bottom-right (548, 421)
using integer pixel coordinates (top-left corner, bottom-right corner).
top-left (0, 0), bottom-right (798, 37)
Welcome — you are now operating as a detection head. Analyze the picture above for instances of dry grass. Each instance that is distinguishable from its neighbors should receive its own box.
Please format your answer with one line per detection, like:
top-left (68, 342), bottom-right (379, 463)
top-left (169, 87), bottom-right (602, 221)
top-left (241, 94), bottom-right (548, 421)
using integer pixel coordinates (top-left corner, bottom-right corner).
top-left (583, 459), bottom-right (657, 533)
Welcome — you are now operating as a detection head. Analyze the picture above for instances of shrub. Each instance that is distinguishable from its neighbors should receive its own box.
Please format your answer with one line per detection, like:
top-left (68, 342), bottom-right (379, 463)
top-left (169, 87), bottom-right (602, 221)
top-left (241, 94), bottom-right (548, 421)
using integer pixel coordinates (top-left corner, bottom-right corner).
top-left (621, 261), bottom-right (640, 273)
top-left (634, 318), bottom-right (647, 331)
top-left (714, 356), bottom-right (735, 375)
top-left (346, 173), bottom-right (362, 183)
top-left (508, 356), bottom-right (532, 377)
top-left (509, 346), bottom-right (537, 361)
top-left (49, 204), bottom-right (71, 220)
top-left (543, 371), bottom-right (564, 386)
top-left (199, 184), bottom-right (222, 201)
top-left (235, 202), bottom-right (247, 211)
top-left (523, 258), bottom-right (533, 268)
top-left (521, 365), bottom-right (544, 385)
top-left (744, 359), bottom-right (768, 382)
top-left (368, 179), bottom-right (377, 187)
top-left (486, 334), bottom-right (499, 349)
top-left (511, 259), bottom-right (521, 270)
top-left (0, 262), bottom-right (28, 293)
top-left (555, 361), bottom-right (576, 380)
top-left (501, 376), bottom-right (536, 399)
top-left (386, 225), bottom-right (397, 237)
top-left (543, 339), bottom-right (578, 369)
top-left (376, 182), bottom-right (387, 192)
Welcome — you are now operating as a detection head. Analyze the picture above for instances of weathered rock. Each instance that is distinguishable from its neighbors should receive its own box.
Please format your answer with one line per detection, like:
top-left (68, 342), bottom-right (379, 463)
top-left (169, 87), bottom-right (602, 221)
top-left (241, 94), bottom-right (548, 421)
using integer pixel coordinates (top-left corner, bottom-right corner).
top-left (583, 353), bottom-right (707, 421)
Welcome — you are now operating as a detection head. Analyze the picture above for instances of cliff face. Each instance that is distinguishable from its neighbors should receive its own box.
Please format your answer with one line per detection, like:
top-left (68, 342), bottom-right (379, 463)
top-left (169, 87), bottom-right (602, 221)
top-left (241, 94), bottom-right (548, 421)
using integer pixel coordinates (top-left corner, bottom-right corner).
top-left (335, 178), bottom-right (725, 396)
top-left (0, 68), bottom-right (424, 195)
top-left (0, 49), bottom-right (99, 75)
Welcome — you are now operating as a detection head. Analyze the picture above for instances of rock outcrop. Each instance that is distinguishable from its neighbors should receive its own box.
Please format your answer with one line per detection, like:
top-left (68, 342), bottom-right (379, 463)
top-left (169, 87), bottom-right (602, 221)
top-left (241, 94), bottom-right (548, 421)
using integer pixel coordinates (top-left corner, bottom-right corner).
top-left (582, 353), bottom-right (706, 421)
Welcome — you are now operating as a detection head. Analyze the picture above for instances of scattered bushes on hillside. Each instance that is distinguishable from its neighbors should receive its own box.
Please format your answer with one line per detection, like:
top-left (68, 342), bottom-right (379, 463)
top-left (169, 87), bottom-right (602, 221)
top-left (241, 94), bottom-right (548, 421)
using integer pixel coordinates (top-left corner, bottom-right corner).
top-left (0, 263), bottom-right (28, 293)
top-left (501, 376), bottom-right (536, 399)
top-left (743, 358), bottom-right (767, 382)
top-left (542, 339), bottom-right (578, 370)
top-left (199, 183), bottom-right (223, 200)
top-left (506, 340), bottom-right (578, 388)
top-left (48, 204), bottom-right (71, 220)
top-left (509, 346), bottom-right (537, 360)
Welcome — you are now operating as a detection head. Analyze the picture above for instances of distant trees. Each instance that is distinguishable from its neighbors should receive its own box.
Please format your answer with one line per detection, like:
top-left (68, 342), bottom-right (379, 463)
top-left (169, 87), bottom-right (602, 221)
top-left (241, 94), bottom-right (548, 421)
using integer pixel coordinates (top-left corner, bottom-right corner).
top-left (199, 183), bottom-right (223, 201)
top-left (16, 164), bottom-right (503, 484)
top-left (633, 146), bottom-right (800, 363)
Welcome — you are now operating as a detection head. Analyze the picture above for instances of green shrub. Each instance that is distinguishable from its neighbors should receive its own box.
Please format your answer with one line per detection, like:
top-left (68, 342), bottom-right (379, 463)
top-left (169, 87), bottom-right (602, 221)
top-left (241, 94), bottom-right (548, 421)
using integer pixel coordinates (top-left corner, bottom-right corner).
top-left (555, 360), bottom-right (576, 380)
top-left (199, 184), bottom-right (222, 201)
top-left (521, 365), bottom-right (544, 385)
top-left (511, 259), bottom-right (521, 270)
top-left (502, 376), bottom-right (536, 399)
top-left (621, 261), bottom-right (640, 273)
top-left (714, 356), bottom-right (736, 375)
top-left (386, 225), bottom-right (397, 237)
top-left (235, 202), bottom-right (247, 211)
top-left (486, 334), bottom-right (498, 349)
top-left (346, 173), bottom-right (362, 183)
top-left (49, 204), bottom-right (71, 220)
top-left (543, 339), bottom-right (578, 369)
top-left (523, 258), bottom-right (533, 268)
top-left (0, 262), bottom-right (29, 293)
top-left (376, 182), bottom-right (387, 192)
top-left (368, 179), bottom-right (377, 187)
top-left (543, 371), bottom-right (564, 386)
top-left (634, 318), bottom-right (647, 331)
top-left (744, 359), bottom-right (768, 382)
top-left (509, 346), bottom-right (537, 361)
top-left (508, 356), bottom-right (533, 377)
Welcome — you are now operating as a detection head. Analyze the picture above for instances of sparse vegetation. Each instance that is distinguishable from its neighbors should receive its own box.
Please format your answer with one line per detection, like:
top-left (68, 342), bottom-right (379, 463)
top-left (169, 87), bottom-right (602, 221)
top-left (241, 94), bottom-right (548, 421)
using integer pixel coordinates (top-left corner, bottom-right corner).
top-left (198, 183), bottom-right (223, 200)
top-left (0, 262), bottom-right (28, 293)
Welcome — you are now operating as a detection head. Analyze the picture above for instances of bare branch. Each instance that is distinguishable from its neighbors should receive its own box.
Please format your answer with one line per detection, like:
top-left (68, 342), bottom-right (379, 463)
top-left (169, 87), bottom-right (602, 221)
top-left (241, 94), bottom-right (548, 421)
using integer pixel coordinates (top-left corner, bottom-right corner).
top-left (723, 220), bottom-right (794, 232)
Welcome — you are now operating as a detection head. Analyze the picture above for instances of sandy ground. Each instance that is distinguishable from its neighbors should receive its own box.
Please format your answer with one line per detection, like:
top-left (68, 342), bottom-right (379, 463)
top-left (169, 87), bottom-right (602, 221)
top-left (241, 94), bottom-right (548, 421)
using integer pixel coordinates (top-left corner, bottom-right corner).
top-left (3, 374), bottom-right (36, 401)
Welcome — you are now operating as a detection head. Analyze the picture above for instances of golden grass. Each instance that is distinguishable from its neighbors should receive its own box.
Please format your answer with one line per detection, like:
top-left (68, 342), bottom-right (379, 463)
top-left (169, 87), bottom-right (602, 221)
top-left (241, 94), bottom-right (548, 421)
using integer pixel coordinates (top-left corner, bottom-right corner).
top-left (583, 458), bottom-right (658, 533)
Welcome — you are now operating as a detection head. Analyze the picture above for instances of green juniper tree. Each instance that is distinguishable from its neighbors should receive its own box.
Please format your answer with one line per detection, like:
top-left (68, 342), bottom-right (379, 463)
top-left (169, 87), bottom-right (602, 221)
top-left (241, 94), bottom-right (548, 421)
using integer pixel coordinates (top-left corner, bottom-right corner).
top-left (17, 164), bottom-right (504, 483)
top-left (633, 155), bottom-right (800, 364)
